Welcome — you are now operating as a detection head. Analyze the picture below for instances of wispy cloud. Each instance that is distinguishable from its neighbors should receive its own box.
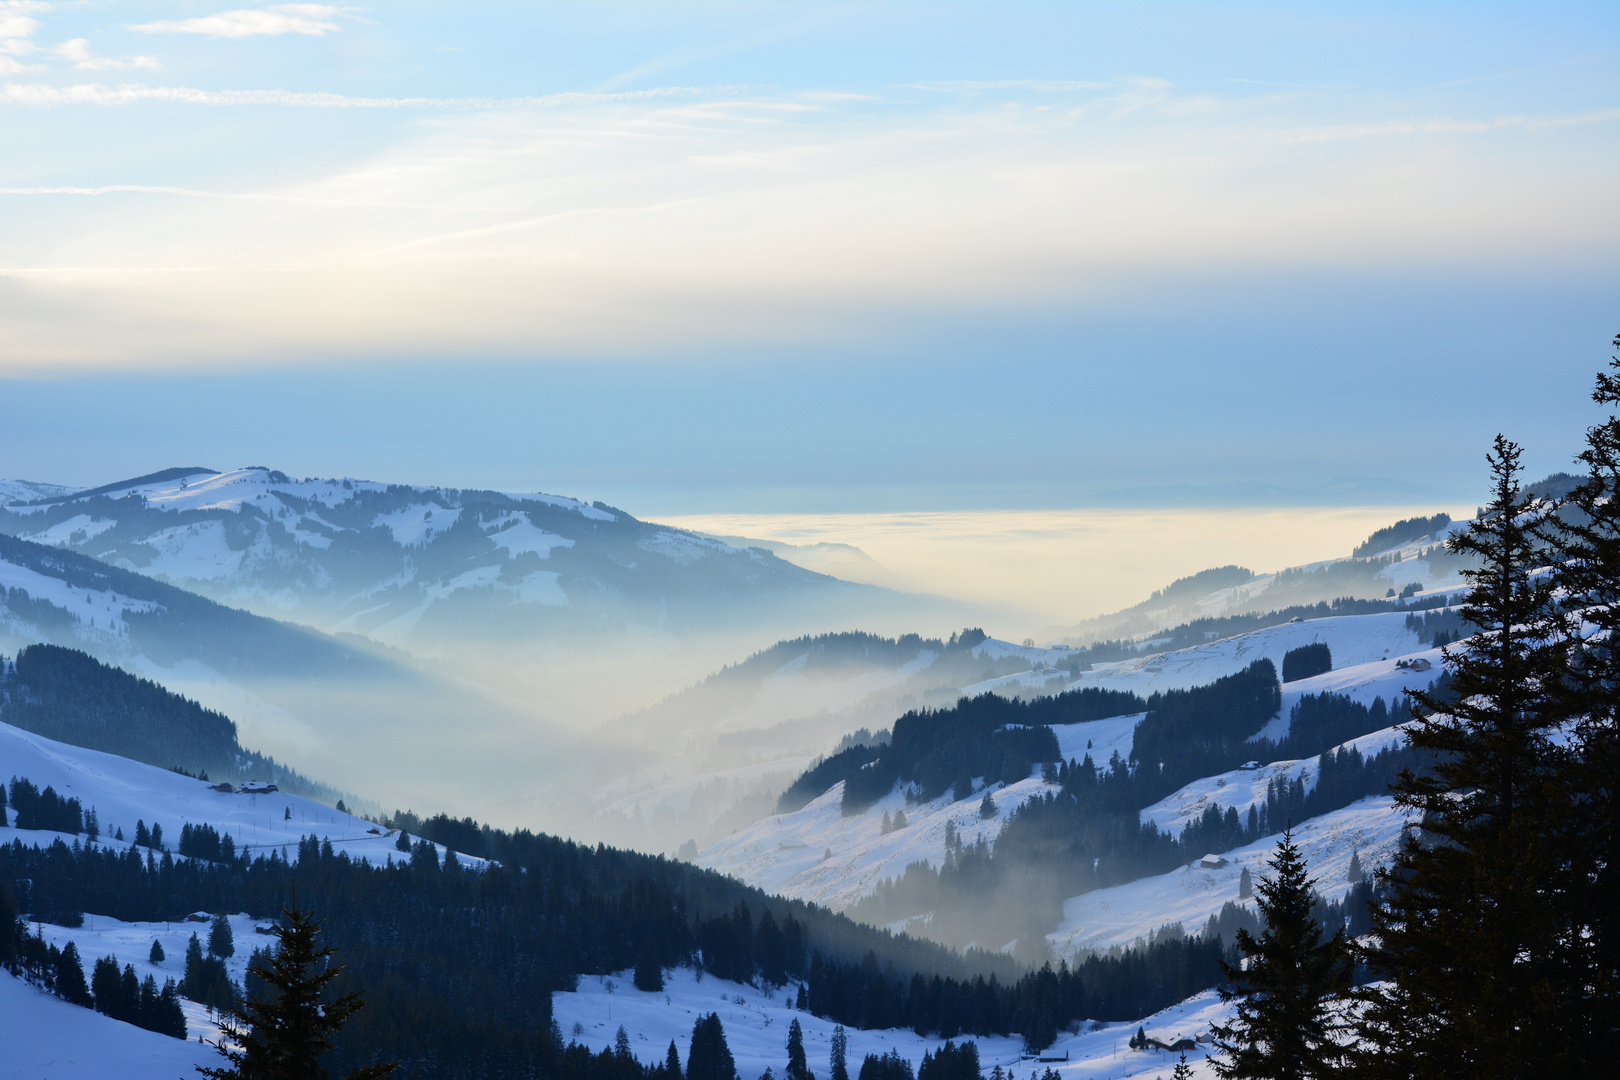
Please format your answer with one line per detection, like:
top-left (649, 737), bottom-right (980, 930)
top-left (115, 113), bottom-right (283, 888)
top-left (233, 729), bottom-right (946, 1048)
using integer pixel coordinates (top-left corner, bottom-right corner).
top-left (55, 38), bottom-right (160, 71)
top-left (1261, 107), bottom-right (1620, 144)
top-left (0, 81), bottom-right (738, 108)
top-left (0, 2), bottom-right (42, 73)
top-left (130, 4), bottom-right (343, 39)
top-left (1, 2), bottom-right (42, 51)
top-left (0, 73), bottom-right (1613, 369)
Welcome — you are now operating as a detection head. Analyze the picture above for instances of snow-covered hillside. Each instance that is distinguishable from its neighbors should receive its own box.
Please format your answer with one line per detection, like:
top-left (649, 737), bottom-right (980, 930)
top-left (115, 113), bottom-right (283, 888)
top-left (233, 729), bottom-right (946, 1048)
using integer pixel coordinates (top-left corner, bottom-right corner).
top-left (697, 610), bottom-right (1439, 919)
top-left (1058, 612), bottom-right (1428, 700)
top-left (697, 714), bottom-right (1141, 913)
top-left (0, 718), bottom-right (485, 1080)
top-left (1047, 795), bottom-right (1409, 958)
top-left (0, 478), bottom-right (77, 506)
top-left (0, 717), bottom-right (467, 868)
top-left (700, 774), bottom-right (1047, 913)
top-left (1139, 725), bottom-right (1410, 836)
top-left (555, 966), bottom-right (1230, 1080)
top-left (0, 466), bottom-right (861, 651)
top-left (0, 970), bottom-right (216, 1079)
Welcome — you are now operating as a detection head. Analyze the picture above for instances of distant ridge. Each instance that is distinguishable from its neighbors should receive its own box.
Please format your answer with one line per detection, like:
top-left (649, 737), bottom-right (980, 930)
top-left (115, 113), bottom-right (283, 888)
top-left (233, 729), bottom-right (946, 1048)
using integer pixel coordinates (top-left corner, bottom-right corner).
top-left (25, 466), bottom-right (217, 506)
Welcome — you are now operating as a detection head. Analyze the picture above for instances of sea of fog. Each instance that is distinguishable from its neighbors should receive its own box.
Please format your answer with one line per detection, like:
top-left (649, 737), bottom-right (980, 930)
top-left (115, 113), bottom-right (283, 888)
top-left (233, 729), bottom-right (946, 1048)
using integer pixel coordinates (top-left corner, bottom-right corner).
top-left (657, 506), bottom-right (1478, 637)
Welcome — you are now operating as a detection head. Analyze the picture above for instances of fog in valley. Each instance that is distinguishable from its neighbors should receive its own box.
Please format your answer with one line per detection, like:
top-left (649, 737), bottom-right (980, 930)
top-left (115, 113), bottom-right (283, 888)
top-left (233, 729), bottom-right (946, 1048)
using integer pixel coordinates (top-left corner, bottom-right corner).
top-left (0, 468), bottom-right (1483, 879)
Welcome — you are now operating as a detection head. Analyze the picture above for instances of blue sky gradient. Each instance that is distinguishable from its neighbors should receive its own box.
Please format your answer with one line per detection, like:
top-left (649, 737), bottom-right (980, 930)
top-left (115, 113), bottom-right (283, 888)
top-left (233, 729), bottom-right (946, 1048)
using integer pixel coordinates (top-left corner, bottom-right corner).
top-left (1, 2), bottom-right (1615, 510)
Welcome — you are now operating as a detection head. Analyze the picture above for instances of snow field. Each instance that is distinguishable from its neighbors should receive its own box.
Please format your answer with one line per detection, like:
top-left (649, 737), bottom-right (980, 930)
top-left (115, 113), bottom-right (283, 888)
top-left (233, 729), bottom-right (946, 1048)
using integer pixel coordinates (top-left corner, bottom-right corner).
top-left (0, 970), bottom-right (217, 1080)
top-left (0, 552), bottom-right (161, 638)
top-left (698, 772), bottom-right (1058, 914)
top-left (29, 910), bottom-right (266, 1048)
top-left (373, 503), bottom-right (462, 548)
top-left (1068, 612), bottom-right (1428, 700)
top-left (1053, 716), bottom-right (1142, 769)
top-left (1139, 724), bottom-right (1410, 836)
top-left (1047, 796), bottom-right (1411, 958)
top-left (482, 511), bottom-right (574, 558)
top-left (554, 967), bottom-right (1231, 1080)
top-left (0, 718), bottom-right (475, 869)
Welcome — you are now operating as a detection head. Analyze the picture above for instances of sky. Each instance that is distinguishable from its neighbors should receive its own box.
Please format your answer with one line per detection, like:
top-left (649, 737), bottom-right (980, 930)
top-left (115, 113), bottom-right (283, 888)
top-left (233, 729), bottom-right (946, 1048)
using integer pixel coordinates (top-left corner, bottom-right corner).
top-left (1, 1), bottom-right (1617, 513)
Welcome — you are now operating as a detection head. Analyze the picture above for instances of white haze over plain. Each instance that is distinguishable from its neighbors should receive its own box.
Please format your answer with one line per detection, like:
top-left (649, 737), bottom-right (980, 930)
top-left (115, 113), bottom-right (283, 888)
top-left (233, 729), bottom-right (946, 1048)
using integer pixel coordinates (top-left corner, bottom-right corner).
top-left (661, 505), bottom-right (1478, 631)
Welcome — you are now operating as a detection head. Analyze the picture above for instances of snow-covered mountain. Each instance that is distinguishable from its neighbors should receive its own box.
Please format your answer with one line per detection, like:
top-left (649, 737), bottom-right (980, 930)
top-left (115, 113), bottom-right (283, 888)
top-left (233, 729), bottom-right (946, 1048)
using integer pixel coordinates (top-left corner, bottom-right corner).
top-left (696, 614), bottom-right (1447, 959)
top-left (0, 467), bottom-right (879, 651)
top-left (0, 530), bottom-right (558, 816)
top-left (0, 477), bottom-right (77, 506)
top-left (0, 714), bottom-right (477, 1080)
top-left (1, 713), bottom-right (1237, 1080)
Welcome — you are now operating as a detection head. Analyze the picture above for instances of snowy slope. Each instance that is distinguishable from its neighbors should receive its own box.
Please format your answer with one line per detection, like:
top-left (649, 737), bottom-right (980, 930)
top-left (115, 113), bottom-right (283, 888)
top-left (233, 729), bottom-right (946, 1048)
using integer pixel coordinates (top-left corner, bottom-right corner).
top-left (1253, 649), bottom-right (1444, 743)
top-left (0, 466), bottom-right (856, 650)
top-left (696, 715), bottom-right (1141, 912)
top-left (1047, 796), bottom-right (1410, 957)
top-left (555, 966), bottom-right (1231, 1080)
top-left (699, 772), bottom-right (1051, 912)
top-left (1140, 726), bottom-right (1410, 836)
top-left (0, 478), bottom-right (77, 506)
top-left (30, 911), bottom-right (266, 1049)
top-left (0, 970), bottom-right (216, 1080)
top-left (699, 611), bottom-right (1438, 914)
top-left (1066, 612), bottom-right (1426, 700)
top-left (0, 718), bottom-right (470, 868)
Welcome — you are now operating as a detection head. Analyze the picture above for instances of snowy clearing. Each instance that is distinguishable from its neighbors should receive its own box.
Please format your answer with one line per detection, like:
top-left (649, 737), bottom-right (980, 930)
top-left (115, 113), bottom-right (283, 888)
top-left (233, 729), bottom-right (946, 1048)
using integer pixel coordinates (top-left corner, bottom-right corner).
top-left (1048, 796), bottom-right (1411, 958)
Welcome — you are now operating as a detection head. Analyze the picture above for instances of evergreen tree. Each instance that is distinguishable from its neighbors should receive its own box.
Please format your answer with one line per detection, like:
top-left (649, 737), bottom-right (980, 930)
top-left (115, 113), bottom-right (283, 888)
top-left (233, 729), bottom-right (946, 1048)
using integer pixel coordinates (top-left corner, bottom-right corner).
top-left (199, 903), bottom-right (397, 1080)
top-left (667, 1041), bottom-right (684, 1078)
top-left (687, 1013), bottom-right (738, 1080)
top-left (634, 938), bottom-right (664, 992)
top-left (119, 964), bottom-right (140, 1018)
top-left (979, 792), bottom-right (997, 820)
top-left (156, 977), bottom-right (188, 1038)
top-left (829, 1025), bottom-right (849, 1080)
top-left (1212, 829), bottom-right (1350, 1080)
top-left (150, 939), bottom-right (165, 964)
top-left (1540, 333), bottom-right (1620, 1050)
top-left (1238, 867), bottom-right (1252, 900)
top-left (185, 932), bottom-right (204, 982)
top-left (92, 954), bottom-right (124, 1018)
top-left (786, 1017), bottom-right (814, 1080)
top-left (395, 830), bottom-right (411, 853)
top-left (616, 1026), bottom-right (634, 1058)
top-left (1354, 437), bottom-right (1571, 1078)
top-left (1172, 1054), bottom-right (1194, 1080)
top-left (1345, 851), bottom-right (1363, 885)
top-left (210, 912), bottom-right (235, 958)
top-left (0, 775), bottom-right (7, 826)
top-left (55, 940), bottom-right (91, 1007)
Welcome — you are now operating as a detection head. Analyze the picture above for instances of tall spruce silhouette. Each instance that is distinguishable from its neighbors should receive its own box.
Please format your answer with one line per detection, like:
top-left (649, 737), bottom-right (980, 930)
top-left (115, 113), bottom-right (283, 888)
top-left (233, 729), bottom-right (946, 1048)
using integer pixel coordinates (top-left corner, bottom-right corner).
top-left (1541, 334), bottom-right (1620, 1052)
top-left (786, 1017), bottom-right (815, 1080)
top-left (1353, 436), bottom-right (1570, 1078)
top-left (686, 1013), bottom-right (738, 1080)
top-left (1212, 829), bottom-right (1350, 1080)
top-left (198, 903), bottom-right (396, 1080)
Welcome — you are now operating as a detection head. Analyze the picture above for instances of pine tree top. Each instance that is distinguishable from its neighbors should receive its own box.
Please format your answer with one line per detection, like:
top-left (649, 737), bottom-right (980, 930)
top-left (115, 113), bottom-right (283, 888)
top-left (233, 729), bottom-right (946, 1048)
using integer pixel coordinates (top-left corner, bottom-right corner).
top-left (198, 903), bottom-right (397, 1080)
